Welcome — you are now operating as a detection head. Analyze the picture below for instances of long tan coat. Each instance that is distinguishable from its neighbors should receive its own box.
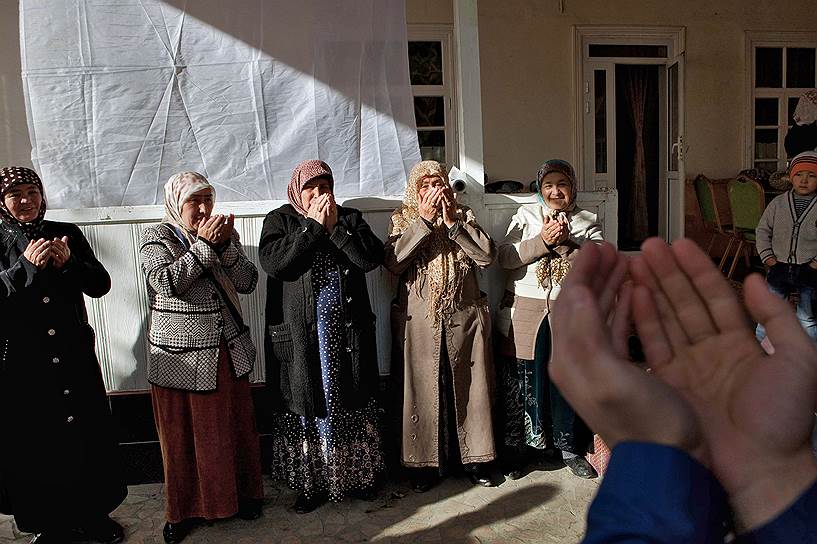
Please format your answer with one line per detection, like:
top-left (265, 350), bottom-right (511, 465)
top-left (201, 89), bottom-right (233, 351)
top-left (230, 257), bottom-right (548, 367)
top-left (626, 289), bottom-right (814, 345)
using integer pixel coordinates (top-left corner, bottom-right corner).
top-left (385, 215), bottom-right (497, 467)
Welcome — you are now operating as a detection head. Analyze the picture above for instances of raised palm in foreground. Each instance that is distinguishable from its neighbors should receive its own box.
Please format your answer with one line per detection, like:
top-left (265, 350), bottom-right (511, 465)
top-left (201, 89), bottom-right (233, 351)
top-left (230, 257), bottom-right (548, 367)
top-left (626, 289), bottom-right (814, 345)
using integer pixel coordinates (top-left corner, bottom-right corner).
top-left (550, 238), bottom-right (817, 530)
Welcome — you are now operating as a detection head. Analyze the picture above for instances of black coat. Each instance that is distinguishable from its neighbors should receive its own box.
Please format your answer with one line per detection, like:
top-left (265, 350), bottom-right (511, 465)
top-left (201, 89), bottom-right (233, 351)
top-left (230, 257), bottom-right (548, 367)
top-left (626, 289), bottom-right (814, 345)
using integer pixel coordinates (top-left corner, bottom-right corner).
top-left (259, 205), bottom-right (384, 418)
top-left (0, 220), bottom-right (126, 532)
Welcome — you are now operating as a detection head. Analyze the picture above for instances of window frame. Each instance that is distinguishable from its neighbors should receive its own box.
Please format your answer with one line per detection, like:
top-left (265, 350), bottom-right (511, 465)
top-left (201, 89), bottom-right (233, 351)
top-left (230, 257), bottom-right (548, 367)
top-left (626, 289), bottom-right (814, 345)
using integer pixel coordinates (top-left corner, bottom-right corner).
top-left (407, 24), bottom-right (459, 169)
top-left (745, 31), bottom-right (817, 173)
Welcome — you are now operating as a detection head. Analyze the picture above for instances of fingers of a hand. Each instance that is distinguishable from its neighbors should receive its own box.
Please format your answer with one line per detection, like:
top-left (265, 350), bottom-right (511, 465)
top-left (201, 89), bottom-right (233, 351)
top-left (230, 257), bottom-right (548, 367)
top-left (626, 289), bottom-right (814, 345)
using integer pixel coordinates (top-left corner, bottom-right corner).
top-left (670, 238), bottom-right (750, 333)
top-left (550, 283), bottom-right (617, 388)
top-left (745, 273), bottom-right (816, 365)
top-left (641, 238), bottom-right (717, 342)
top-left (591, 242), bottom-right (623, 300)
top-left (598, 252), bottom-right (629, 317)
top-left (631, 285), bottom-right (674, 369)
top-left (630, 254), bottom-right (690, 351)
top-left (560, 241), bottom-right (601, 294)
top-left (610, 282), bottom-right (633, 360)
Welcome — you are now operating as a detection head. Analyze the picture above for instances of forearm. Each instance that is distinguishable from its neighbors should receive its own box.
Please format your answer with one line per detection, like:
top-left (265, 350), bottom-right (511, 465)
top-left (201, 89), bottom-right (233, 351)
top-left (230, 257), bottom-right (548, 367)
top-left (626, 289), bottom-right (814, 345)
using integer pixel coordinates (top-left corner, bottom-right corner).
top-left (450, 221), bottom-right (495, 267)
top-left (584, 442), bottom-right (728, 544)
top-left (384, 218), bottom-right (431, 275)
top-left (259, 217), bottom-right (325, 280)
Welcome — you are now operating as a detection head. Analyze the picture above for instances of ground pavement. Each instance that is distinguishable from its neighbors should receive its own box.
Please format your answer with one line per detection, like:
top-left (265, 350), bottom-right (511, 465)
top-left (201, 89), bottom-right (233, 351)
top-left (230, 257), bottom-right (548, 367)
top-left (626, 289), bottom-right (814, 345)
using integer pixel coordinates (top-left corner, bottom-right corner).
top-left (0, 460), bottom-right (598, 544)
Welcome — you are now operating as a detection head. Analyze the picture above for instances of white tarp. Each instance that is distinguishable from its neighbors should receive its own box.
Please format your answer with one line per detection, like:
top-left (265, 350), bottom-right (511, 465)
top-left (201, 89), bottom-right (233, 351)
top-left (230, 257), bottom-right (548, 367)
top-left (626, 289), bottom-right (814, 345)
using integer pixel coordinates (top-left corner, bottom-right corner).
top-left (20, 0), bottom-right (421, 208)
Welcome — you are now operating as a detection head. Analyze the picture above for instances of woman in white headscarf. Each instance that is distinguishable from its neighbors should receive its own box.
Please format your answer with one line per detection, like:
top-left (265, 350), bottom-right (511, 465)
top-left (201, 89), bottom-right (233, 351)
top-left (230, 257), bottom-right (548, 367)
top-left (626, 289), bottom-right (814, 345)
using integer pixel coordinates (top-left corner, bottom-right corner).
top-left (496, 159), bottom-right (603, 480)
top-left (140, 172), bottom-right (263, 544)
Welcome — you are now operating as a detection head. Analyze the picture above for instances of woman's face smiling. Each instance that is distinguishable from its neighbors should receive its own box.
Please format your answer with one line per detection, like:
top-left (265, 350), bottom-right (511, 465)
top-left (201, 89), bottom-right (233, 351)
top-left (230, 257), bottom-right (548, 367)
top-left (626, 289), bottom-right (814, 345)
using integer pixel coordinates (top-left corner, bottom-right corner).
top-left (540, 172), bottom-right (573, 210)
top-left (181, 188), bottom-right (214, 232)
top-left (3, 183), bottom-right (42, 222)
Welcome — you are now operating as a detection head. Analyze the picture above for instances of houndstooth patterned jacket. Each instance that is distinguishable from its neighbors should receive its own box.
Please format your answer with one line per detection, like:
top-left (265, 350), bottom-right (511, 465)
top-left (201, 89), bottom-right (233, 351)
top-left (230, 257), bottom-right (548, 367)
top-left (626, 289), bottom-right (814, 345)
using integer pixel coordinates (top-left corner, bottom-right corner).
top-left (140, 223), bottom-right (258, 391)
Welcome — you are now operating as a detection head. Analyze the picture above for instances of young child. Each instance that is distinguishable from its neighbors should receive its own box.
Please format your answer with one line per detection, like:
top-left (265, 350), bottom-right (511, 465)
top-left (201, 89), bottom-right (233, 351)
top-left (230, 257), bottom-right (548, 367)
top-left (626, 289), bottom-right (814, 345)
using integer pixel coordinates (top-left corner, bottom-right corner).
top-left (756, 150), bottom-right (817, 343)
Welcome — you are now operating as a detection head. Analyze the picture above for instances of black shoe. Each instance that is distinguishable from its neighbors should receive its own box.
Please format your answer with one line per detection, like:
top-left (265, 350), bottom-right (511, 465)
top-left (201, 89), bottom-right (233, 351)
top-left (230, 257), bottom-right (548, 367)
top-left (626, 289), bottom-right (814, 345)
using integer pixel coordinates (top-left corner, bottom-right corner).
top-left (504, 468), bottom-right (524, 481)
top-left (163, 520), bottom-right (192, 544)
top-left (237, 498), bottom-right (263, 520)
top-left (293, 493), bottom-right (325, 514)
top-left (80, 516), bottom-right (125, 544)
top-left (464, 463), bottom-right (496, 487)
top-left (563, 456), bottom-right (598, 479)
top-left (411, 473), bottom-right (438, 493)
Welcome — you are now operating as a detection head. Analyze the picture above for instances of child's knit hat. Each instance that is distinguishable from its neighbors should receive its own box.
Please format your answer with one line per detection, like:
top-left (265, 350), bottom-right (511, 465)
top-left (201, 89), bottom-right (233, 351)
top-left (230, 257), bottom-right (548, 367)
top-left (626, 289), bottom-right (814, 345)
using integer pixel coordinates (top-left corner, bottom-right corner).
top-left (789, 151), bottom-right (817, 177)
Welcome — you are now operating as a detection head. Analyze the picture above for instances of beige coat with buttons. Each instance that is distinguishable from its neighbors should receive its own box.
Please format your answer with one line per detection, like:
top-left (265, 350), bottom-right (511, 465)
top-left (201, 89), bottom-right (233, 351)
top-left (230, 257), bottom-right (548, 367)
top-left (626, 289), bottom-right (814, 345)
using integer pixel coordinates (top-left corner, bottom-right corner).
top-left (385, 214), bottom-right (497, 467)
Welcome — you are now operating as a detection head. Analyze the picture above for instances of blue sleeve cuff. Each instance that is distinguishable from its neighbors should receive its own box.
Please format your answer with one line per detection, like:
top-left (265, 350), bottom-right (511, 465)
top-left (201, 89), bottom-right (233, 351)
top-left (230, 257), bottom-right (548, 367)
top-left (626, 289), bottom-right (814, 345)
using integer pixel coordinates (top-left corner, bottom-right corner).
top-left (584, 442), bottom-right (728, 544)
top-left (737, 477), bottom-right (817, 543)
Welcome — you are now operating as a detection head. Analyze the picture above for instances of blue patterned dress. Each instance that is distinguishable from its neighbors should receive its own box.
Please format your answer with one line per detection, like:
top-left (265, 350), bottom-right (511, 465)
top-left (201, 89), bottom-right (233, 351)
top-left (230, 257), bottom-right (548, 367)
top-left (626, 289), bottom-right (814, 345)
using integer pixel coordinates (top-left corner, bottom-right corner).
top-left (272, 251), bottom-right (385, 500)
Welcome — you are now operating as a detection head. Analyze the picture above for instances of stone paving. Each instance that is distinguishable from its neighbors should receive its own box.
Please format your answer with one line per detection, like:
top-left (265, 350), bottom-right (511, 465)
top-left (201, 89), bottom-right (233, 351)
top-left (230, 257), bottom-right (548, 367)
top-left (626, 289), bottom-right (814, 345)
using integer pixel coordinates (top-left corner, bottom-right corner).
top-left (0, 461), bottom-right (598, 544)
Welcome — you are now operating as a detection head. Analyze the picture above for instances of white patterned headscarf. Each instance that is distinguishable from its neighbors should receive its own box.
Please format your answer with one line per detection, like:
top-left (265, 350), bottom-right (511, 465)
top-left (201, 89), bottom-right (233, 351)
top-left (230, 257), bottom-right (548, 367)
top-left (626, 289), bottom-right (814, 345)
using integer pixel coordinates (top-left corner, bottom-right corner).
top-left (163, 171), bottom-right (213, 245)
top-left (162, 172), bottom-right (243, 316)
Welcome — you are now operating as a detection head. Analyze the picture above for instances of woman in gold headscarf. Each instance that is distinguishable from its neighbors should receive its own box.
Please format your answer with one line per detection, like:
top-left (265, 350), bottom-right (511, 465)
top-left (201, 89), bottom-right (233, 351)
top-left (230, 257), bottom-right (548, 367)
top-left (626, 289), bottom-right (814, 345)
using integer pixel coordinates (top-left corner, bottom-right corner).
top-left (385, 160), bottom-right (497, 491)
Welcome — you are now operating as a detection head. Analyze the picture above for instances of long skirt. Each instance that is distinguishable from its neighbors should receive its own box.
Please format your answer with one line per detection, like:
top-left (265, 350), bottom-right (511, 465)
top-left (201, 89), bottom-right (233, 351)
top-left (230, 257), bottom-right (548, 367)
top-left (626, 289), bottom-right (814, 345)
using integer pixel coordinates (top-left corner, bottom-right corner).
top-left (151, 347), bottom-right (263, 523)
top-left (503, 317), bottom-right (592, 455)
top-left (271, 251), bottom-right (385, 501)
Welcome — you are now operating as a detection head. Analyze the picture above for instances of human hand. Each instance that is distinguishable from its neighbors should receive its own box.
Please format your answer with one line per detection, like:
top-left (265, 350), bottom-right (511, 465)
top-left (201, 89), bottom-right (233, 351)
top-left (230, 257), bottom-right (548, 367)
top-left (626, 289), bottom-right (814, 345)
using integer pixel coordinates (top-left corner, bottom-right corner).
top-left (213, 214), bottom-right (234, 245)
top-left (541, 218), bottom-right (567, 246)
top-left (440, 187), bottom-right (457, 228)
top-left (630, 237), bottom-right (817, 530)
top-left (197, 214), bottom-right (223, 243)
top-left (306, 194), bottom-right (329, 226)
top-left (549, 242), bottom-right (704, 463)
top-left (419, 187), bottom-right (441, 223)
top-left (324, 195), bottom-right (338, 233)
top-left (809, 260), bottom-right (817, 270)
top-left (50, 236), bottom-right (71, 269)
top-left (765, 257), bottom-right (778, 267)
top-left (23, 238), bottom-right (52, 269)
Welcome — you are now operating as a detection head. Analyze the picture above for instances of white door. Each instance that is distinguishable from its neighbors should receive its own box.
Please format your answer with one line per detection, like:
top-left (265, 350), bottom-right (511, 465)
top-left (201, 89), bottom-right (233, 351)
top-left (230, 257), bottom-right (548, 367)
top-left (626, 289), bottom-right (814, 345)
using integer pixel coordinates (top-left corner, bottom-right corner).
top-left (664, 52), bottom-right (686, 241)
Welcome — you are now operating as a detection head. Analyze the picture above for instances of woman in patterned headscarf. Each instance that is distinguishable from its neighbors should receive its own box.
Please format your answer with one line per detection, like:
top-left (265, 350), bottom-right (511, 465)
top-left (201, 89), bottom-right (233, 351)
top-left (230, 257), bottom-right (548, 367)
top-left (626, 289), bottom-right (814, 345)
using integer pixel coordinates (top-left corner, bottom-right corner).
top-left (496, 159), bottom-right (604, 480)
top-left (259, 160), bottom-right (386, 514)
top-left (140, 172), bottom-right (263, 543)
top-left (0, 167), bottom-right (127, 544)
top-left (385, 160), bottom-right (497, 491)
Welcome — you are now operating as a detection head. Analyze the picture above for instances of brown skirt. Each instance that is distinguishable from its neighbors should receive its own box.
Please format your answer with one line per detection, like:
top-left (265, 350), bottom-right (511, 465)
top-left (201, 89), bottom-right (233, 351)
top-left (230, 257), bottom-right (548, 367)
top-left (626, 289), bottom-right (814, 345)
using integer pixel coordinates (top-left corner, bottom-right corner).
top-left (151, 347), bottom-right (263, 522)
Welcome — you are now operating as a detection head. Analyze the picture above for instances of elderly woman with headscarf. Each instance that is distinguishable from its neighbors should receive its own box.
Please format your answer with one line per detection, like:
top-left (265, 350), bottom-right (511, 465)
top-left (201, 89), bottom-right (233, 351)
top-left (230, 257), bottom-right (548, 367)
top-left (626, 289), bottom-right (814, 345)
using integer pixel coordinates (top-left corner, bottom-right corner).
top-left (259, 160), bottom-right (386, 514)
top-left (385, 160), bottom-right (497, 492)
top-left (0, 167), bottom-right (126, 544)
top-left (140, 172), bottom-right (262, 544)
top-left (496, 159), bottom-right (603, 480)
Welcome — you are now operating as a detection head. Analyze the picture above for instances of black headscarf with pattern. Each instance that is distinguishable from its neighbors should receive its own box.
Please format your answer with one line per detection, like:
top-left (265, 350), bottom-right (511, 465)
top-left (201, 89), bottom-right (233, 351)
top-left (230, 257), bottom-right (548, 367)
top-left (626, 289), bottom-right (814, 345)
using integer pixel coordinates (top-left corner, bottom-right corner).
top-left (0, 166), bottom-right (46, 239)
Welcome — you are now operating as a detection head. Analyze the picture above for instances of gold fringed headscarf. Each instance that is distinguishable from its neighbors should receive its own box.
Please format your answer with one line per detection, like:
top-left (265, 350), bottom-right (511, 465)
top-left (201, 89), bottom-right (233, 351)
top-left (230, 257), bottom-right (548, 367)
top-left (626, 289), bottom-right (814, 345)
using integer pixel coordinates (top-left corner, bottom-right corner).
top-left (388, 161), bottom-right (475, 323)
top-left (533, 159), bottom-right (577, 289)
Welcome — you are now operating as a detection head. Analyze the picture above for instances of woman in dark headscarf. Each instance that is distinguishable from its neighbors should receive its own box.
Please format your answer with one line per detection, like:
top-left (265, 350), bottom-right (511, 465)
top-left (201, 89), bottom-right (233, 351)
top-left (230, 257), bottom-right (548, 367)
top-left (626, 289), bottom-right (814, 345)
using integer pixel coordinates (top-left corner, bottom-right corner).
top-left (0, 167), bottom-right (127, 544)
top-left (140, 172), bottom-right (263, 544)
top-left (259, 160), bottom-right (386, 514)
top-left (496, 159), bottom-right (603, 480)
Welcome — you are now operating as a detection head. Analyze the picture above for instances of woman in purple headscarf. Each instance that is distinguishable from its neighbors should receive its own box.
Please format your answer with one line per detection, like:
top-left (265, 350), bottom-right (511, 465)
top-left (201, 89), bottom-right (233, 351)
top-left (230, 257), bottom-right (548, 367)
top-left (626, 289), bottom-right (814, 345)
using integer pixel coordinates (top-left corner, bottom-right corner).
top-left (259, 160), bottom-right (386, 513)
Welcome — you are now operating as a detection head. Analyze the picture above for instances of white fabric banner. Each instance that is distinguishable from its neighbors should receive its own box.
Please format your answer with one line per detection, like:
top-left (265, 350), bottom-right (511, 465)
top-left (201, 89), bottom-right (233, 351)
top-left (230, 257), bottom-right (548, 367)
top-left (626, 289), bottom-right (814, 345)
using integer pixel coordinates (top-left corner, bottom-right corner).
top-left (20, 0), bottom-right (421, 208)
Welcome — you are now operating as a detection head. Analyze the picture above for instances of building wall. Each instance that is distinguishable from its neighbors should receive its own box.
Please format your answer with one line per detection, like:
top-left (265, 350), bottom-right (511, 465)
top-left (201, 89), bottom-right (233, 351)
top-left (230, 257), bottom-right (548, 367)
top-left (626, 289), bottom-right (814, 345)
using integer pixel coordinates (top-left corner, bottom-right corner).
top-left (477, 0), bottom-right (816, 184)
top-left (0, 2), bottom-right (31, 168)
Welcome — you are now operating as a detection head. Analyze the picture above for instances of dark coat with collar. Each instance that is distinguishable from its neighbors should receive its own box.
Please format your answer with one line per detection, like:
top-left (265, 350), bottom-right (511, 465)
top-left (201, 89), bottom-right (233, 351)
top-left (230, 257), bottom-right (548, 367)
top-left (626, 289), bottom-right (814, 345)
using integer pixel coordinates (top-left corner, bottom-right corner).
top-left (0, 220), bottom-right (126, 532)
top-left (259, 204), bottom-right (384, 419)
